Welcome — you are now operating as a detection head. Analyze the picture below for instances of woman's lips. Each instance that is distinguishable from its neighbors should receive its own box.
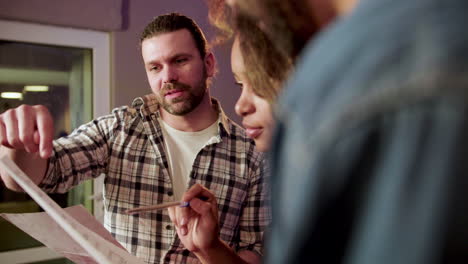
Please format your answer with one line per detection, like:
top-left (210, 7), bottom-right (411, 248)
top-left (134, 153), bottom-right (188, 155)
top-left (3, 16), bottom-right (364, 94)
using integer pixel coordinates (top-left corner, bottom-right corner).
top-left (245, 127), bottom-right (263, 139)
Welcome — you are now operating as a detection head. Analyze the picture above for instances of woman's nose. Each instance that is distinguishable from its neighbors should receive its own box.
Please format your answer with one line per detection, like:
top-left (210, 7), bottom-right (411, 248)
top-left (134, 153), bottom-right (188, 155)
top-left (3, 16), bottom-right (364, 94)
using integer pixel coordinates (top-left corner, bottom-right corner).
top-left (235, 88), bottom-right (255, 117)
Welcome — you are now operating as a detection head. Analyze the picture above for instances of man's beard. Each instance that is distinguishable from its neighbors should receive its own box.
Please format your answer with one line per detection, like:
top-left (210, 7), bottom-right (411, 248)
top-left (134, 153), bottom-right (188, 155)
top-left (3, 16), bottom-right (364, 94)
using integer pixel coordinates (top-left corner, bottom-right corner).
top-left (158, 75), bottom-right (208, 116)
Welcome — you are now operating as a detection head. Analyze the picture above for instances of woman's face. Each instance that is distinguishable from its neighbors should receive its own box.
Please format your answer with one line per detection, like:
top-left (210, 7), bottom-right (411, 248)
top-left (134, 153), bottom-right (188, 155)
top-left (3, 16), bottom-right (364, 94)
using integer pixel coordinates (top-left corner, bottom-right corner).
top-left (231, 37), bottom-right (275, 152)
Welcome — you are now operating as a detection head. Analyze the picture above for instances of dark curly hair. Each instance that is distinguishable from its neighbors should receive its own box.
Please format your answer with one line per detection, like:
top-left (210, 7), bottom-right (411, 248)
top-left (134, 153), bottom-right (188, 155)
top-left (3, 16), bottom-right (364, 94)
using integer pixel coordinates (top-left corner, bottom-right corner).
top-left (207, 0), bottom-right (293, 104)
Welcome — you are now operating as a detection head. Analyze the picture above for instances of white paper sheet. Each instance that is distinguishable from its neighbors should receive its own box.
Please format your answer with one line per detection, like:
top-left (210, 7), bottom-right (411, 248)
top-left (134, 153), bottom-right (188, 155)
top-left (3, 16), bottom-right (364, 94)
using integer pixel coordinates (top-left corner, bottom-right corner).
top-left (0, 157), bottom-right (145, 264)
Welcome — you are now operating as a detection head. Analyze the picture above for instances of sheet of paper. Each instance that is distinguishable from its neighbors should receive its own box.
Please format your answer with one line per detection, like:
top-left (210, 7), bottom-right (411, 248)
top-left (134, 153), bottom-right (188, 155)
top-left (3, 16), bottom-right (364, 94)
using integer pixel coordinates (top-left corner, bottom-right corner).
top-left (1, 205), bottom-right (126, 263)
top-left (0, 157), bottom-right (145, 264)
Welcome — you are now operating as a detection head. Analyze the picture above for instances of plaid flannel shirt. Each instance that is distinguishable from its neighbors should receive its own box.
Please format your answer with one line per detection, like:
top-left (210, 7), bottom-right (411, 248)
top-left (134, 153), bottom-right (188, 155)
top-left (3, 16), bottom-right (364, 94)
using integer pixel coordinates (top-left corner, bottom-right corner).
top-left (40, 94), bottom-right (270, 263)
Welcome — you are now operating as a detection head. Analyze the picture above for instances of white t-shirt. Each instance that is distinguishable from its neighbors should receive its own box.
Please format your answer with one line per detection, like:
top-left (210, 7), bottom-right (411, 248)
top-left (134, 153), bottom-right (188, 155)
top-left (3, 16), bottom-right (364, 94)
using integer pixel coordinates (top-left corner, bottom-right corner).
top-left (159, 117), bottom-right (219, 200)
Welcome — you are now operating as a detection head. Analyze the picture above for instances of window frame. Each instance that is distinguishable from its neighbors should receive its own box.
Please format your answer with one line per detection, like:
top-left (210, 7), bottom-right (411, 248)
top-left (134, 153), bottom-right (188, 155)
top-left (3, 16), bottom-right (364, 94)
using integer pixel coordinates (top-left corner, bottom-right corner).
top-left (0, 19), bottom-right (109, 263)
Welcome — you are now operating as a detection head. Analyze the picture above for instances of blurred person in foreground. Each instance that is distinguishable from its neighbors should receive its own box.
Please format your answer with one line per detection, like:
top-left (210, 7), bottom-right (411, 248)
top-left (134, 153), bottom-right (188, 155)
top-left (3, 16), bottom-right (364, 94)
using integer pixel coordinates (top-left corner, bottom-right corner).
top-left (229, 0), bottom-right (468, 263)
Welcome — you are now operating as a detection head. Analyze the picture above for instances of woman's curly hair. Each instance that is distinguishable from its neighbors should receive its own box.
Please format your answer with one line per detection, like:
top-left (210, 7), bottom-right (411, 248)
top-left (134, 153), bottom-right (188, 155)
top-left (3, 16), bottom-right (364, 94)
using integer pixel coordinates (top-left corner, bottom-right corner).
top-left (206, 0), bottom-right (293, 104)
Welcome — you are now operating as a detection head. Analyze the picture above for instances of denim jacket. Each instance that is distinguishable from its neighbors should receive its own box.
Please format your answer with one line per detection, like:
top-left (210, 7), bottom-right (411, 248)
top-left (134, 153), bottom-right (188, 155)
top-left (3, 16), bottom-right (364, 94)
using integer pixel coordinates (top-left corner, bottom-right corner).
top-left (267, 0), bottom-right (468, 263)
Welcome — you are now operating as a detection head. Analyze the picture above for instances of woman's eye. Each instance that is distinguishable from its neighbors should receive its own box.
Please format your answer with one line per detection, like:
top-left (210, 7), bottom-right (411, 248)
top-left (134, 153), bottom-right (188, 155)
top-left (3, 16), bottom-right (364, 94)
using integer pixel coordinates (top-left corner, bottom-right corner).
top-left (235, 81), bottom-right (244, 89)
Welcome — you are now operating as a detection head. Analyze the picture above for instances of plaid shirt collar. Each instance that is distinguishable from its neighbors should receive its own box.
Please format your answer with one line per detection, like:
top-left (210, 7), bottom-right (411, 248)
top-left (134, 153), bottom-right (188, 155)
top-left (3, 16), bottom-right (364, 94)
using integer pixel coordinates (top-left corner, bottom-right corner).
top-left (131, 94), bottom-right (232, 136)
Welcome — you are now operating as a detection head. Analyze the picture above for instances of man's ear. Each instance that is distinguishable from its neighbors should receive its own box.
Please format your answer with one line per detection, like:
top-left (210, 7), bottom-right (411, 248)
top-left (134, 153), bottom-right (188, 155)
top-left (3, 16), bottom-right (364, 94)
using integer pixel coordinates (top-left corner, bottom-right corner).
top-left (204, 52), bottom-right (216, 77)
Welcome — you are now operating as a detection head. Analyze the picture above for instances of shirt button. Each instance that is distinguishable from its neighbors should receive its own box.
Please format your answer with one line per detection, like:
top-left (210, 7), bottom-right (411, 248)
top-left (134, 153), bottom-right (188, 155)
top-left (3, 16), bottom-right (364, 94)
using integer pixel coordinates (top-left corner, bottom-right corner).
top-left (167, 191), bottom-right (173, 196)
top-left (166, 225), bottom-right (172, 230)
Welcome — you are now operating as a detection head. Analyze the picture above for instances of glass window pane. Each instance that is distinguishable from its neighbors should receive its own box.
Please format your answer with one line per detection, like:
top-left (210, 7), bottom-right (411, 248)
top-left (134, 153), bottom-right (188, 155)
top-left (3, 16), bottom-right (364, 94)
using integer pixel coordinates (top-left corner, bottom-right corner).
top-left (0, 40), bottom-right (93, 254)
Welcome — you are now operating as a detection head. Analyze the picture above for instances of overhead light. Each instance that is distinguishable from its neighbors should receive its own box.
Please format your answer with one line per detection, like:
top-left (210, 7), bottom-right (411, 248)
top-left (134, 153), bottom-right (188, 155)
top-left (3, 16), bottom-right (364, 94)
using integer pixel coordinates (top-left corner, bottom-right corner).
top-left (1, 92), bottom-right (23, 100)
top-left (24, 85), bottom-right (49, 92)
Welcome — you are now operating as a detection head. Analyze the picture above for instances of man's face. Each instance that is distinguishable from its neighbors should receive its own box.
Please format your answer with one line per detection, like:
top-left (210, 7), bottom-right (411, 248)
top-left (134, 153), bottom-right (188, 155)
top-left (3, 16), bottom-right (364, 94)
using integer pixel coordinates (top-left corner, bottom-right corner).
top-left (141, 29), bottom-right (214, 116)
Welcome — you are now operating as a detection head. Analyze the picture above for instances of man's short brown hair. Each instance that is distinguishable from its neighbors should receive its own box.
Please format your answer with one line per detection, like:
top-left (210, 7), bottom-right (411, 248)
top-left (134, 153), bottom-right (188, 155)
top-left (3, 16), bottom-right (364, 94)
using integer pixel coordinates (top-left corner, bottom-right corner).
top-left (140, 12), bottom-right (209, 58)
